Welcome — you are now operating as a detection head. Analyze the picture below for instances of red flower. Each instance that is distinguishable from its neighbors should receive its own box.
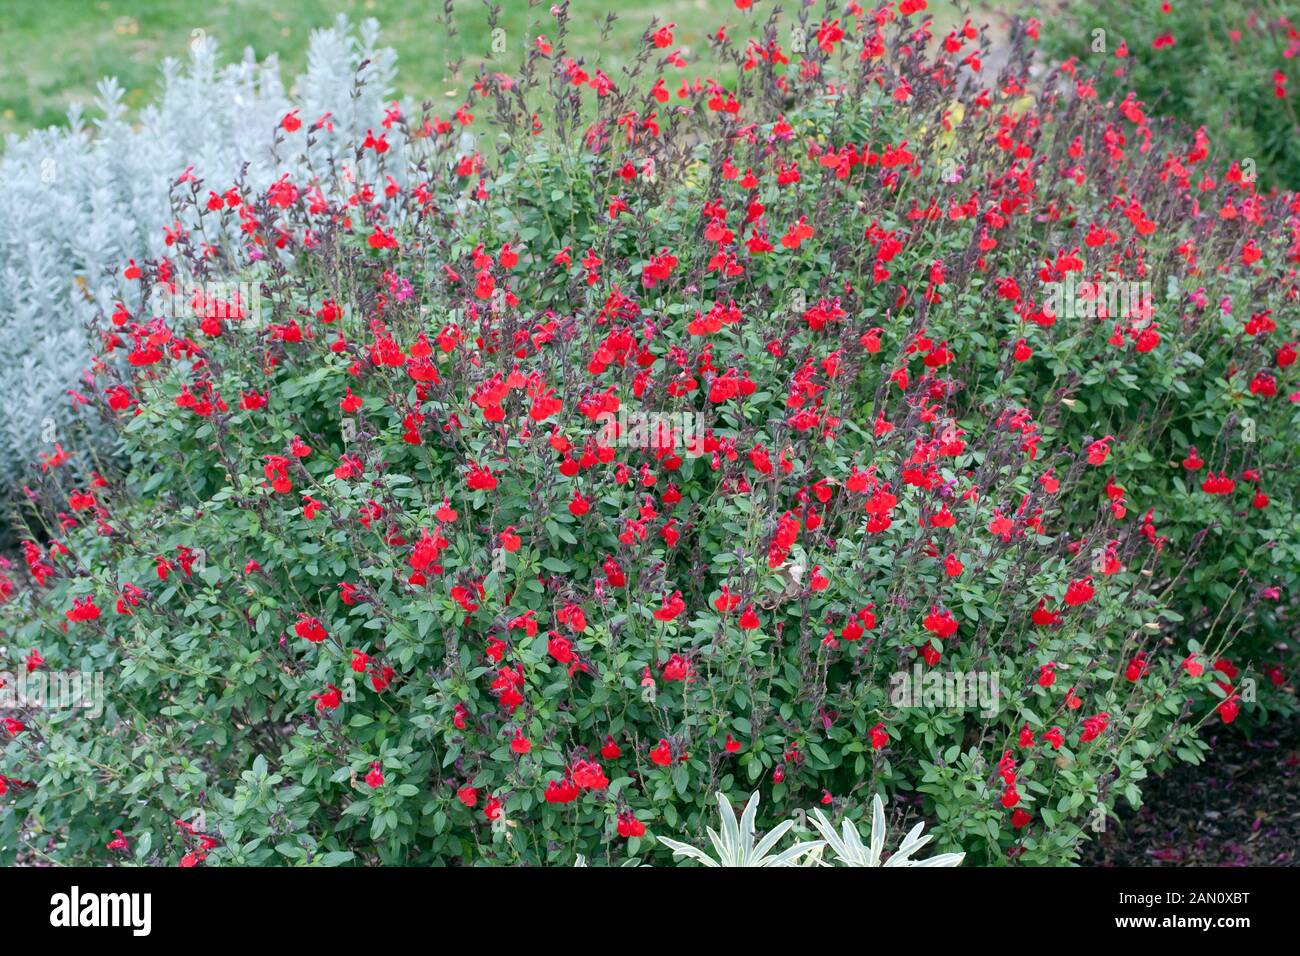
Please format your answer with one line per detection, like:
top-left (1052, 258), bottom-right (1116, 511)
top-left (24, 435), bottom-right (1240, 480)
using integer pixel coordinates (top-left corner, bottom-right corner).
top-left (616, 810), bottom-right (646, 838)
top-left (369, 664), bottom-right (395, 693)
top-left (649, 739), bottom-right (672, 766)
top-left (571, 759), bottom-right (608, 790)
top-left (869, 723), bottom-right (889, 750)
top-left (923, 606), bottom-right (958, 639)
top-left (1085, 436), bottom-right (1113, 466)
top-left (295, 615), bottom-right (328, 644)
top-left (1124, 653), bottom-right (1148, 682)
top-left (1032, 602), bottom-right (1060, 629)
top-left (466, 464), bottom-right (498, 491)
top-left (545, 778), bottom-right (579, 804)
top-left (263, 455), bottom-right (292, 494)
top-left (602, 556), bottom-right (626, 587)
top-left (714, 585), bottom-right (742, 613)
top-left (662, 653), bottom-right (693, 681)
top-left (653, 590), bottom-right (685, 622)
top-left (65, 597), bottom-right (102, 623)
top-left (311, 683), bottom-right (342, 713)
top-left (557, 602), bottom-right (586, 633)
top-left (1079, 713), bottom-right (1110, 743)
top-left (367, 226), bottom-right (398, 250)
top-left (547, 633), bottom-right (573, 664)
top-left (1063, 578), bottom-right (1094, 606)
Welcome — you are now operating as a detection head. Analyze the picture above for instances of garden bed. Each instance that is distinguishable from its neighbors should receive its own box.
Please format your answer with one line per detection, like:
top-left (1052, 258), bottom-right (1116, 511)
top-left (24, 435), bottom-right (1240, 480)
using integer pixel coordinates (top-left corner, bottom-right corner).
top-left (1082, 711), bottom-right (1300, 866)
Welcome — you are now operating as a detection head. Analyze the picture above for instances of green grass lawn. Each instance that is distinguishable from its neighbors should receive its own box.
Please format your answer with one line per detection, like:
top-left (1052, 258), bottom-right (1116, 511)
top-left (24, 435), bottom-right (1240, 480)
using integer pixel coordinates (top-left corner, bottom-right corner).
top-left (0, 0), bottom-right (993, 139)
top-left (0, 0), bottom-right (742, 138)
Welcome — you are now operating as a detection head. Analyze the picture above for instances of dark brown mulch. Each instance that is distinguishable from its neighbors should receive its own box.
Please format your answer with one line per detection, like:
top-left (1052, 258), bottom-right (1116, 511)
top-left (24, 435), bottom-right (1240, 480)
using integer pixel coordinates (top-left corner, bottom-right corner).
top-left (1080, 710), bottom-right (1300, 866)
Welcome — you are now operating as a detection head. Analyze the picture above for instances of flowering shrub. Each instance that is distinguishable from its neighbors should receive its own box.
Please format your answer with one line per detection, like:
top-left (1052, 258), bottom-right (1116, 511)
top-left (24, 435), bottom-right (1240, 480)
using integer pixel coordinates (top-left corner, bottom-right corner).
top-left (1039, 0), bottom-right (1300, 189)
top-left (1, 2), bottom-right (1297, 867)
top-left (0, 16), bottom-right (399, 498)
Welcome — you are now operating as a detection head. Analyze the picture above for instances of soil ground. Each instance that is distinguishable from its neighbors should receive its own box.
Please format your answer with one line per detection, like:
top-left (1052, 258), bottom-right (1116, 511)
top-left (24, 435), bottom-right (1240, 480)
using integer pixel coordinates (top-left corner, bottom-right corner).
top-left (1080, 711), bottom-right (1300, 866)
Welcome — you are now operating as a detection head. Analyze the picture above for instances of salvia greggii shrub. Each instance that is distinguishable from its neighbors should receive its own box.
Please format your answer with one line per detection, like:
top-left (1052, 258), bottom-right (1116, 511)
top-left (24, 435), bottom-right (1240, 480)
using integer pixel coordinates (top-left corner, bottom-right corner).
top-left (0, 3), bottom-right (1296, 867)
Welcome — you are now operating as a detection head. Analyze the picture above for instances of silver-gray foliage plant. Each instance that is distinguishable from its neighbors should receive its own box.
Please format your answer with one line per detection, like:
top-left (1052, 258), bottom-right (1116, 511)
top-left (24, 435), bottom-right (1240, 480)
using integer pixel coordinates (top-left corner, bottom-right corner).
top-left (653, 790), bottom-right (965, 868)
